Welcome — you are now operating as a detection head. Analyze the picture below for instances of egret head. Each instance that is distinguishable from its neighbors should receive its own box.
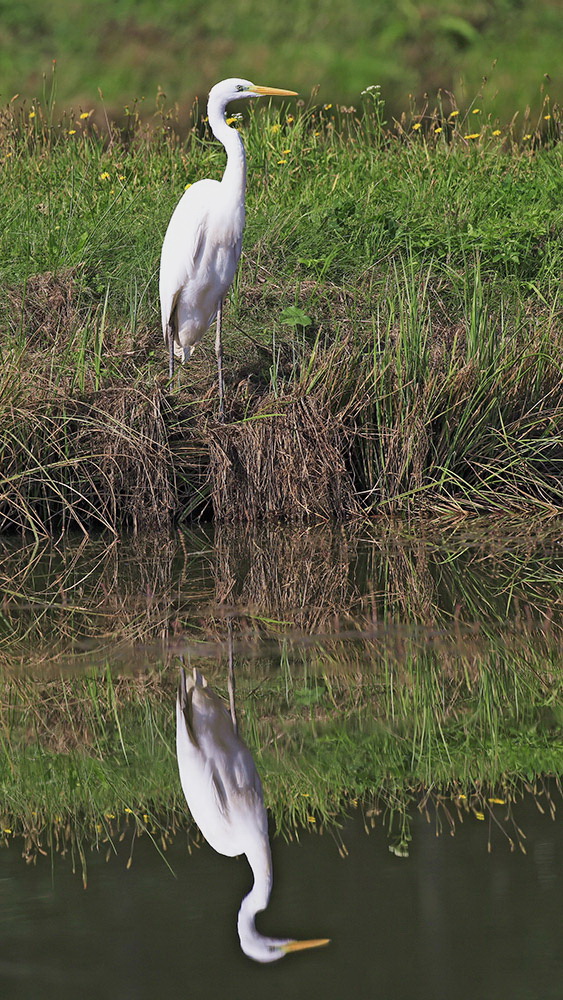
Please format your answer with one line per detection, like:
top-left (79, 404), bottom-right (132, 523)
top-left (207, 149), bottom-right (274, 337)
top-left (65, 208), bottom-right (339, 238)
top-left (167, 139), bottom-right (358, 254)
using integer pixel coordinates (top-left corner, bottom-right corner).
top-left (208, 78), bottom-right (298, 108)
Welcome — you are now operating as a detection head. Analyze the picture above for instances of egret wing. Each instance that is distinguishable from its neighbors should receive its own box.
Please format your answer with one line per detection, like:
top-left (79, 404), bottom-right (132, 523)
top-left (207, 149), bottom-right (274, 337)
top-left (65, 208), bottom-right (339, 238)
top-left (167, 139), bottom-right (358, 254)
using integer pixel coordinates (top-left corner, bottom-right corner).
top-left (159, 179), bottom-right (220, 342)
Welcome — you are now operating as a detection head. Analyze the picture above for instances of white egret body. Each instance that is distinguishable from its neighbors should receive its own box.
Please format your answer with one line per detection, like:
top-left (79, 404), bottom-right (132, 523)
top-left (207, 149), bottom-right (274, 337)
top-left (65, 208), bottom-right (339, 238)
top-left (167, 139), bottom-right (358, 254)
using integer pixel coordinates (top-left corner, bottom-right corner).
top-left (160, 78), bottom-right (297, 414)
top-left (176, 667), bottom-right (328, 962)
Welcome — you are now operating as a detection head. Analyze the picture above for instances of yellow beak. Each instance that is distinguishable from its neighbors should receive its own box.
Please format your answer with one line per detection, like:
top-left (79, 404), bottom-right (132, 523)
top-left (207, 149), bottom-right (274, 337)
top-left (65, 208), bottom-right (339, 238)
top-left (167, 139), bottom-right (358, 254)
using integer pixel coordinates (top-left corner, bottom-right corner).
top-left (250, 85), bottom-right (298, 97)
top-left (281, 938), bottom-right (330, 954)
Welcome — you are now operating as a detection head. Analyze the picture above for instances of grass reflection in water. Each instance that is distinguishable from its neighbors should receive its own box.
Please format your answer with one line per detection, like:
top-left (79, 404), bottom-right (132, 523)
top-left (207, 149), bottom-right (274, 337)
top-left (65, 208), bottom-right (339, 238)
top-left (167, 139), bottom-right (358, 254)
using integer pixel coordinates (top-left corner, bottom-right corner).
top-left (0, 522), bottom-right (561, 879)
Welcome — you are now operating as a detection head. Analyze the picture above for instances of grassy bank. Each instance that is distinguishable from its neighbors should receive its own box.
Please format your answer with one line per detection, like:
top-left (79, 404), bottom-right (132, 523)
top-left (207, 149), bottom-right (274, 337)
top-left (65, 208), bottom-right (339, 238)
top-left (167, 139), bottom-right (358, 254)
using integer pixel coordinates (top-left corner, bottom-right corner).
top-left (0, 93), bottom-right (562, 531)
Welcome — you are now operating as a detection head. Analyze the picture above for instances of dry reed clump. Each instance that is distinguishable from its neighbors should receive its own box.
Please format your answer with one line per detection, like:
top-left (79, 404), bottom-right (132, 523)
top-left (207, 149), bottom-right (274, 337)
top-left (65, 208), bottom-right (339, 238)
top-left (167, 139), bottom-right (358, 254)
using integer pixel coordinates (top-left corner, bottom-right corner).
top-left (207, 395), bottom-right (361, 522)
top-left (0, 386), bottom-right (176, 534)
top-left (3, 268), bottom-right (90, 345)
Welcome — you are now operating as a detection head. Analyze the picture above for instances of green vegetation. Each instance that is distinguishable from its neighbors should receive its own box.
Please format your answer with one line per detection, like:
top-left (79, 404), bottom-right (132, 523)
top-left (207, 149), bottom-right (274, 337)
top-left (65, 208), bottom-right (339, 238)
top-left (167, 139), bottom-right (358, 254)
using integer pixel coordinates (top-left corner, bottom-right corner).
top-left (0, 0), bottom-right (561, 123)
top-left (0, 88), bottom-right (562, 529)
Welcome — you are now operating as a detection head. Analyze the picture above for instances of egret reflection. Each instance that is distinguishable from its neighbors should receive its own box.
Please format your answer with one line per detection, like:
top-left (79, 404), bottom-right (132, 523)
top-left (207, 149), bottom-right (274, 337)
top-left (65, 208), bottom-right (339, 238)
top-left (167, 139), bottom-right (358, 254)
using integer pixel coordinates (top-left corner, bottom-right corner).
top-left (176, 666), bottom-right (329, 962)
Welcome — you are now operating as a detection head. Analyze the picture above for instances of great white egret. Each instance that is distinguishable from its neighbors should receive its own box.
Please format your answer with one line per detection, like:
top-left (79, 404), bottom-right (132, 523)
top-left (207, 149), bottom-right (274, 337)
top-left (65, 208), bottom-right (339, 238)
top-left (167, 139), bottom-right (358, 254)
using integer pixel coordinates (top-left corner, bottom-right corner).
top-left (176, 666), bottom-right (329, 963)
top-left (160, 78), bottom-right (298, 416)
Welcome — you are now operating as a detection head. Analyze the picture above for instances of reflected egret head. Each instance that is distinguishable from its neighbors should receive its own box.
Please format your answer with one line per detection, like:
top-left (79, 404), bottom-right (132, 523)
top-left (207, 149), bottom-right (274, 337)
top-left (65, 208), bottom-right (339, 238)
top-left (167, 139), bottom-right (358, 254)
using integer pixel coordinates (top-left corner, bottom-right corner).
top-left (237, 893), bottom-right (329, 963)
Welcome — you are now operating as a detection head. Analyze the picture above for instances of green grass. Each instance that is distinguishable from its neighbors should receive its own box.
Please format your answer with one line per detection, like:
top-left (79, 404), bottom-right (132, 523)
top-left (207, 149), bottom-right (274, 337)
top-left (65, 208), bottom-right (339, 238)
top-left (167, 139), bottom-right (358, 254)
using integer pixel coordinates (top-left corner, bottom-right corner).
top-left (0, 89), bottom-right (562, 529)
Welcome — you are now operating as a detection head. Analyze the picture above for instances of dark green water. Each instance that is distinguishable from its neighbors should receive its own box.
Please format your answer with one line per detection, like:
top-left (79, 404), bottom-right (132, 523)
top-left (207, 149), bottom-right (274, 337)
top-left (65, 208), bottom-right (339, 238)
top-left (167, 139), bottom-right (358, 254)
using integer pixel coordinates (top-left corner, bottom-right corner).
top-left (1, 801), bottom-right (561, 1000)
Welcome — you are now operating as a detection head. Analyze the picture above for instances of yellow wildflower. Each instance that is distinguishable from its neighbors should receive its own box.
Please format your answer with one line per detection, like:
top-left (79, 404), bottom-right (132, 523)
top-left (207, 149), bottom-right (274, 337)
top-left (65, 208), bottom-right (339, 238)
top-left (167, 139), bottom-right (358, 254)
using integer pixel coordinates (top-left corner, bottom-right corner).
top-left (488, 798), bottom-right (505, 805)
top-left (544, 114), bottom-right (551, 120)
top-left (277, 159), bottom-right (287, 164)
top-left (142, 813), bottom-right (150, 823)
top-left (68, 129), bottom-right (76, 135)
top-left (434, 127), bottom-right (443, 133)
top-left (3, 828), bottom-right (12, 834)
top-left (449, 110), bottom-right (460, 117)
top-left (99, 171), bottom-right (110, 180)
top-left (96, 823), bottom-right (102, 833)
top-left (458, 794), bottom-right (467, 800)
top-left (323, 103), bottom-right (333, 110)
top-left (307, 816), bottom-right (316, 823)
top-left (492, 129), bottom-right (501, 136)
top-left (29, 110), bottom-right (36, 119)
top-left (472, 108), bottom-right (480, 114)
top-left (124, 807), bottom-right (133, 814)
top-left (118, 174), bottom-right (125, 180)
top-left (104, 813), bottom-right (116, 819)
top-left (270, 123), bottom-right (281, 133)
top-left (465, 133), bottom-right (481, 139)
top-left (474, 811), bottom-right (485, 820)
top-left (412, 122), bottom-right (422, 130)
top-left (286, 115), bottom-right (294, 123)
top-left (184, 182), bottom-right (192, 190)
top-left (282, 148), bottom-right (291, 154)
top-left (226, 116), bottom-right (237, 125)
top-left (80, 111), bottom-right (92, 119)
top-left (523, 133), bottom-right (532, 139)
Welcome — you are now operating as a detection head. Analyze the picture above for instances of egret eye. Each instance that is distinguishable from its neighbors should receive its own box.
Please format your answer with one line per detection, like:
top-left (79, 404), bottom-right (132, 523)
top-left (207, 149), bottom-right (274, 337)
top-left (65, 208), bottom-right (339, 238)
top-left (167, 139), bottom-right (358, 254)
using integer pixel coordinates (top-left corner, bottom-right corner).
top-left (236, 85), bottom-right (246, 92)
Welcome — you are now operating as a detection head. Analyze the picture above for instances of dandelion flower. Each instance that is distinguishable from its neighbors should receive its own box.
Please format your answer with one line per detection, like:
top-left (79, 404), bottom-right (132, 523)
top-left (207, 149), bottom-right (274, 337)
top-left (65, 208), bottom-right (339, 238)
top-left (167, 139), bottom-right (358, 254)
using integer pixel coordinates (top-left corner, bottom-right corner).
top-left (68, 129), bottom-right (77, 135)
top-left (104, 813), bottom-right (116, 819)
top-left (474, 811), bottom-right (485, 821)
top-left (184, 182), bottom-right (192, 190)
top-left (270, 123), bottom-right (281, 133)
top-left (544, 114), bottom-right (551, 120)
top-left (3, 828), bottom-right (12, 834)
top-left (286, 115), bottom-right (294, 123)
top-left (142, 814), bottom-right (150, 823)
top-left (449, 110), bottom-right (460, 117)
top-left (323, 103), bottom-right (333, 110)
top-left (465, 133), bottom-right (481, 139)
top-left (29, 110), bottom-right (36, 119)
top-left (79, 111), bottom-right (92, 120)
top-left (472, 108), bottom-right (480, 114)
top-left (307, 816), bottom-right (316, 823)
top-left (523, 133), bottom-right (532, 139)
top-left (124, 807), bottom-right (133, 814)
top-left (99, 171), bottom-right (110, 180)
top-left (118, 174), bottom-right (125, 180)
top-left (412, 122), bottom-right (422, 130)
top-left (492, 129), bottom-right (501, 136)
top-left (282, 148), bottom-right (291, 154)
top-left (225, 116), bottom-right (238, 125)
top-left (277, 159), bottom-right (287, 164)
top-left (434, 127), bottom-right (443, 133)
top-left (488, 798), bottom-right (506, 805)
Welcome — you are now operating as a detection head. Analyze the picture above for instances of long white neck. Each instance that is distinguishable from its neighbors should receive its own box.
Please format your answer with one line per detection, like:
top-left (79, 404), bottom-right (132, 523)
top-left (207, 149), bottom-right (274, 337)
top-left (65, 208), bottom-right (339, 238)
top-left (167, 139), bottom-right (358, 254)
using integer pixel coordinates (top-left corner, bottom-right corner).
top-left (207, 91), bottom-right (247, 203)
top-left (237, 837), bottom-right (288, 962)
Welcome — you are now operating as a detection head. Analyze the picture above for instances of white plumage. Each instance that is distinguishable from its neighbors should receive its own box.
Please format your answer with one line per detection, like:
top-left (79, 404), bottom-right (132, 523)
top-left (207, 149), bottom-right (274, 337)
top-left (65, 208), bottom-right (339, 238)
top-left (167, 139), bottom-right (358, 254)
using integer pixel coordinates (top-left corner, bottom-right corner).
top-left (176, 667), bottom-right (329, 963)
top-left (159, 78), bottom-right (297, 415)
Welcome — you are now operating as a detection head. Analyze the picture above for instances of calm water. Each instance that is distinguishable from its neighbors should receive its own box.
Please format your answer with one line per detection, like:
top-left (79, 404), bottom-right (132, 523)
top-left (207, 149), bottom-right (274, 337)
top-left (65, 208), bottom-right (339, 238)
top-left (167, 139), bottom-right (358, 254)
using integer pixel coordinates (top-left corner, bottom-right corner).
top-left (1, 524), bottom-right (562, 996)
top-left (1, 802), bottom-right (561, 1000)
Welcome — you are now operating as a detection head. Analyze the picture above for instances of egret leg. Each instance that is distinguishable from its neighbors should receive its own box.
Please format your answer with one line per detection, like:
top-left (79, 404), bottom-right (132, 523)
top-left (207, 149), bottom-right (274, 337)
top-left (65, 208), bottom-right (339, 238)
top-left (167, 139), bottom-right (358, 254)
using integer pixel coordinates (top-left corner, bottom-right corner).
top-left (168, 333), bottom-right (175, 381)
top-left (227, 620), bottom-right (237, 735)
top-left (215, 300), bottom-right (225, 422)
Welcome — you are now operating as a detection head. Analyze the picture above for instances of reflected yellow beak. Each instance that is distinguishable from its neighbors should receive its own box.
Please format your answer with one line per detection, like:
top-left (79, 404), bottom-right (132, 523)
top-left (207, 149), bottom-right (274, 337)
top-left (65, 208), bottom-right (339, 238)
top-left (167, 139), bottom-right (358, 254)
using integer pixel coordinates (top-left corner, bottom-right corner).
top-left (250, 85), bottom-right (298, 97)
top-left (281, 938), bottom-right (330, 954)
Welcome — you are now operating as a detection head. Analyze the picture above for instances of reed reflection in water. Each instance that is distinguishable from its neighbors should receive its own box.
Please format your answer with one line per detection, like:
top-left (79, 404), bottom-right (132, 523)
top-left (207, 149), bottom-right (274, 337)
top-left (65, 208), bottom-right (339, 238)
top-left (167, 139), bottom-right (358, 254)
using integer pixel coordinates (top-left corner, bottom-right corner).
top-left (176, 665), bottom-right (329, 962)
